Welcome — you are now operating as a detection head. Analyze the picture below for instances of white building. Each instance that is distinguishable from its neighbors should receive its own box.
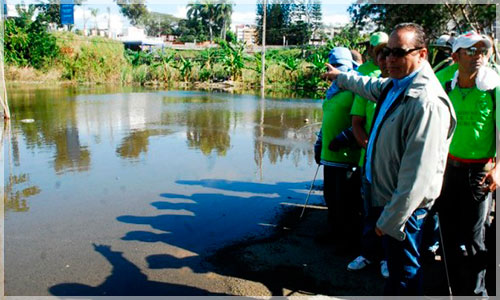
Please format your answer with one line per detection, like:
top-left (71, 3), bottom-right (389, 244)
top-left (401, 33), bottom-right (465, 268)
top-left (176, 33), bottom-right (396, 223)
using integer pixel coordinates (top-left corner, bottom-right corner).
top-left (118, 26), bottom-right (164, 48)
top-left (235, 24), bottom-right (257, 45)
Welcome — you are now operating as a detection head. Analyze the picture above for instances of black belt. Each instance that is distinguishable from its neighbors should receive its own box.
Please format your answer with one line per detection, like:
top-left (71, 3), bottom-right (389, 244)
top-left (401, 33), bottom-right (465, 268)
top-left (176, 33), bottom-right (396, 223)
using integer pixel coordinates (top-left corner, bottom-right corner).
top-left (447, 158), bottom-right (494, 171)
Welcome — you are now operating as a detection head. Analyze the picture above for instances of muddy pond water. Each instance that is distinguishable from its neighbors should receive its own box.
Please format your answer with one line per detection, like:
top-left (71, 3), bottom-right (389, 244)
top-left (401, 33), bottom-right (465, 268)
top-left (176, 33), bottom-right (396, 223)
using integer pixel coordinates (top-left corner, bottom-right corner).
top-left (3, 85), bottom-right (325, 295)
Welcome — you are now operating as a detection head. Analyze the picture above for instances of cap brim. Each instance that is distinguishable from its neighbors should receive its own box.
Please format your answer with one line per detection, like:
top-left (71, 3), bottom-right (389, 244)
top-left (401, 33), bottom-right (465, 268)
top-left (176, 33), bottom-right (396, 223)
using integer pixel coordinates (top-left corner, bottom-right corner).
top-left (453, 37), bottom-right (492, 53)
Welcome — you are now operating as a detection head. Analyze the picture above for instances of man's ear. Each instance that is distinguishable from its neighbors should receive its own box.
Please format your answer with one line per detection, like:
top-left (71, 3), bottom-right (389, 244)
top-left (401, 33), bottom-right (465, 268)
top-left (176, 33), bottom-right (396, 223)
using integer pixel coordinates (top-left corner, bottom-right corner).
top-left (419, 48), bottom-right (428, 60)
top-left (451, 52), bottom-right (459, 63)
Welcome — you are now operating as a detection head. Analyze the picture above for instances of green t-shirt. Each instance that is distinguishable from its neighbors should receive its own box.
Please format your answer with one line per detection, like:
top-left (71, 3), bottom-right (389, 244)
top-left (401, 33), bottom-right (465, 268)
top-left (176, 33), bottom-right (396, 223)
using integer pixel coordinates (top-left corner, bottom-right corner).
top-left (350, 96), bottom-right (377, 166)
top-left (321, 90), bottom-right (360, 164)
top-left (448, 86), bottom-right (496, 160)
top-left (350, 60), bottom-right (380, 167)
top-left (436, 63), bottom-right (458, 85)
top-left (357, 60), bottom-right (380, 77)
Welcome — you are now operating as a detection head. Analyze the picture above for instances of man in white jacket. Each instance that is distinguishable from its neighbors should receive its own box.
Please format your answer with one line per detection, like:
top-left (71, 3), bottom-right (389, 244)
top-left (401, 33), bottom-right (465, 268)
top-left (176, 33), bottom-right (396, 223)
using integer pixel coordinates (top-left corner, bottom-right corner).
top-left (323, 23), bottom-right (456, 295)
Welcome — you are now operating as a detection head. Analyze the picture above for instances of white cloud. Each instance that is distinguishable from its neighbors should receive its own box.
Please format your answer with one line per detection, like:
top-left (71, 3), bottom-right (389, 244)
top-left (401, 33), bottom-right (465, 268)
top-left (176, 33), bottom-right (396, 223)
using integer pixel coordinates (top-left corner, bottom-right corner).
top-left (173, 5), bottom-right (188, 19)
top-left (74, 6), bottom-right (92, 20)
top-left (231, 11), bottom-right (256, 26)
top-left (322, 13), bottom-right (350, 27)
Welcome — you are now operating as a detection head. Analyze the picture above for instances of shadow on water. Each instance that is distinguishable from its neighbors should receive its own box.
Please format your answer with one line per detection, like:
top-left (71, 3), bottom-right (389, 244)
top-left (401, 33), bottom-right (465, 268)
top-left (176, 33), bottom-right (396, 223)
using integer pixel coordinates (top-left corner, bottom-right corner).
top-left (114, 179), bottom-right (325, 296)
top-left (117, 179), bottom-right (321, 254)
top-left (48, 178), bottom-right (324, 296)
top-left (49, 244), bottom-right (224, 296)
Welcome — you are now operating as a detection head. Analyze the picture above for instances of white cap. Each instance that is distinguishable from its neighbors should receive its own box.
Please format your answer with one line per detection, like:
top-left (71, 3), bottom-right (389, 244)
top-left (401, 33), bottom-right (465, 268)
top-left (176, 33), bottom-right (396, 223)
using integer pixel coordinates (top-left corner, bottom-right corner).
top-left (432, 34), bottom-right (454, 49)
top-left (452, 31), bottom-right (492, 53)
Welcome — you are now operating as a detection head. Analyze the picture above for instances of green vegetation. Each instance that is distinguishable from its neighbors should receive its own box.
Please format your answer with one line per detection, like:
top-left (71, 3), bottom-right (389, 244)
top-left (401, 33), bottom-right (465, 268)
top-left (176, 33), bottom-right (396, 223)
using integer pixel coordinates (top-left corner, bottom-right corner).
top-left (5, 27), bottom-right (367, 95)
top-left (3, 2), bottom-right (363, 96)
top-left (56, 32), bottom-right (127, 83)
top-left (4, 6), bottom-right (59, 69)
top-left (256, 0), bottom-right (322, 46)
top-left (348, 4), bottom-right (496, 40)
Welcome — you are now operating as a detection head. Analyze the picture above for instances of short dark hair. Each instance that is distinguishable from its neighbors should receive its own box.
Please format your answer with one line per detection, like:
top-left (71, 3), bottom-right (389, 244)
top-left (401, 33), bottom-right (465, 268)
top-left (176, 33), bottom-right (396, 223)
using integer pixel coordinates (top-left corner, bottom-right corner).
top-left (393, 23), bottom-right (426, 48)
top-left (350, 49), bottom-right (363, 65)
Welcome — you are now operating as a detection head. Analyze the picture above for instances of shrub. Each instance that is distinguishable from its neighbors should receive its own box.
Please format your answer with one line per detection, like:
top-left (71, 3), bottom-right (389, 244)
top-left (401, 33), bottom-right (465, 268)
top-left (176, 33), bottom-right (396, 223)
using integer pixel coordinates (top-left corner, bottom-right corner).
top-left (4, 9), bottom-right (59, 69)
top-left (56, 33), bottom-right (127, 83)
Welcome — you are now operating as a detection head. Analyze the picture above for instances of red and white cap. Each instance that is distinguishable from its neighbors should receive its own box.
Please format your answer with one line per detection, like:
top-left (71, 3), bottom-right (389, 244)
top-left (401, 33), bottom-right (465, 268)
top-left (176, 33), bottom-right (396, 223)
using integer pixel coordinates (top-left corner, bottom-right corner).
top-left (452, 31), bottom-right (492, 53)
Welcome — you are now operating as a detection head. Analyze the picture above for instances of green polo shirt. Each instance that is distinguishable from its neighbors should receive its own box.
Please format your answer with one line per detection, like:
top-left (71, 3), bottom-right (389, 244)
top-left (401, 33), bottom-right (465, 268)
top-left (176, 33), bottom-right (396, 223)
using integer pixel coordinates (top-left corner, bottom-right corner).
top-left (321, 90), bottom-right (360, 165)
top-left (357, 60), bottom-right (379, 77)
top-left (350, 60), bottom-right (381, 167)
top-left (448, 86), bottom-right (496, 160)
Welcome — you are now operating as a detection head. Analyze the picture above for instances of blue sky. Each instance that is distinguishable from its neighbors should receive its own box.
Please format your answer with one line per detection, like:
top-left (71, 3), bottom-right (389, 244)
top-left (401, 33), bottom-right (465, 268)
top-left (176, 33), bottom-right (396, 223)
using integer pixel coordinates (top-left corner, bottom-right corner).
top-left (6, 0), bottom-right (354, 32)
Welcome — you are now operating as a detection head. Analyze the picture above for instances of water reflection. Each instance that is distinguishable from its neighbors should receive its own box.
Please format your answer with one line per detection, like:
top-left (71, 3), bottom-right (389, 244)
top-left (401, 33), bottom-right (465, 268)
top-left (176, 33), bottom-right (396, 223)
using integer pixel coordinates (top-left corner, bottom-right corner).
top-left (5, 87), bottom-right (322, 214)
top-left (185, 108), bottom-right (231, 156)
top-left (9, 87), bottom-right (91, 174)
top-left (254, 101), bottom-right (321, 166)
top-left (116, 129), bottom-right (173, 160)
top-left (4, 173), bottom-right (41, 212)
top-left (5, 87), bottom-right (326, 295)
top-left (3, 121), bottom-right (41, 212)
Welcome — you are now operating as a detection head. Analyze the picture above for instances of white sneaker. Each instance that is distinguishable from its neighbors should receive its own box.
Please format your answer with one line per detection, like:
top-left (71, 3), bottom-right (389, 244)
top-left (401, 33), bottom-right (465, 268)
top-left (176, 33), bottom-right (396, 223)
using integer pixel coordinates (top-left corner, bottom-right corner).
top-left (347, 256), bottom-right (371, 271)
top-left (380, 260), bottom-right (389, 278)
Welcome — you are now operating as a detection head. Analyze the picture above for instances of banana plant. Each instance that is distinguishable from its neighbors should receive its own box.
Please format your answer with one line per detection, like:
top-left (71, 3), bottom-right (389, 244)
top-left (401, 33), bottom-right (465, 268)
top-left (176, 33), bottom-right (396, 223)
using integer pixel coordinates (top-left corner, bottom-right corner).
top-left (152, 51), bottom-right (175, 81)
top-left (178, 56), bottom-right (193, 82)
top-left (218, 39), bottom-right (247, 81)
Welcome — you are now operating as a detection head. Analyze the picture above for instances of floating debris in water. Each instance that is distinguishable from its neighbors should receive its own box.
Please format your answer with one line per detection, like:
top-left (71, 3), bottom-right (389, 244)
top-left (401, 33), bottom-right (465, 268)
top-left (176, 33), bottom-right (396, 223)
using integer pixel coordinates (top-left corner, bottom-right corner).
top-left (20, 119), bottom-right (35, 123)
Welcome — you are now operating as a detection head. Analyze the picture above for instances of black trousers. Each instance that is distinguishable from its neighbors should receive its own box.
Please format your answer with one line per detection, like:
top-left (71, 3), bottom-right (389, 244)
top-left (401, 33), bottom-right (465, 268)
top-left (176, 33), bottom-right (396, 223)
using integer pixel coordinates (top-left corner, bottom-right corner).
top-left (435, 161), bottom-right (492, 296)
top-left (323, 165), bottom-right (362, 245)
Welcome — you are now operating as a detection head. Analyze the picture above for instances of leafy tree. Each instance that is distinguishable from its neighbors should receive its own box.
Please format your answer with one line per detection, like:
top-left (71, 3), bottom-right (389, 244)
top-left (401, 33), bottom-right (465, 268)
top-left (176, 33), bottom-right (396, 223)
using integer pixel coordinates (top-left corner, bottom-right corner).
top-left (175, 18), bottom-right (206, 42)
top-left (256, 0), bottom-right (293, 45)
top-left (139, 12), bottom-right (179, 36)
top-left (34, 0), bottom-right (85, 28)
top-left (348, 4), bottom-right (496, 41)
top-left (287, 21), bottom-right (311, 45)
top-left (5, 5), bottom-right (59, 68)
top-left (256, 0), bottom-right (319, 46)
top-left (187, 0), bottom-right (233, 44)
top-left (310, 0), bottom-right (322, 39)
top-left (218, 1), bottom-right (233, 41)
top-left (115, 0), bottom-right (148, 26)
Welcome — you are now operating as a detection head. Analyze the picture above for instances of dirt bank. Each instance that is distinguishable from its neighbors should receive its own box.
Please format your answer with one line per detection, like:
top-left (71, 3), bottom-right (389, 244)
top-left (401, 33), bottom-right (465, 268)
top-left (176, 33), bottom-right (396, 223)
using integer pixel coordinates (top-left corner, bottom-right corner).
top-left (208, 205), bottom-right (451, 297)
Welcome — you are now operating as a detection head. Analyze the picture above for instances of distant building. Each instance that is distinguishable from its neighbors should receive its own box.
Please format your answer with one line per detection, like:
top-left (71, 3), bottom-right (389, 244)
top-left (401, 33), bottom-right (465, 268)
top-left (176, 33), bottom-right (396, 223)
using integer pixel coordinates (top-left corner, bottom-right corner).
top-left (118, 26), bottom-right (164, 51)
top-left (322, 25), bottom-right (343, 41)
top-left (235, 24), bottom-right (257, 45)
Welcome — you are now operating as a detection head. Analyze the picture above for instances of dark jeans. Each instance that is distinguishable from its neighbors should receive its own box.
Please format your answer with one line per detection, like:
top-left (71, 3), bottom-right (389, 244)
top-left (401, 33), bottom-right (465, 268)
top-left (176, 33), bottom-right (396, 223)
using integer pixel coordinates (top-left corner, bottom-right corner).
top-left (360, 206), bottom-right (385, 262)
top-left (384, 208), bottom-right (428, 296)
top-left (435, 162), bottom-right (492, 296)
top-left (422, 207), bottom-right (440, 252)
top-left (323, 165), bottom-right (362, 245)
top-left (358, 173), bottom-right (386, 262)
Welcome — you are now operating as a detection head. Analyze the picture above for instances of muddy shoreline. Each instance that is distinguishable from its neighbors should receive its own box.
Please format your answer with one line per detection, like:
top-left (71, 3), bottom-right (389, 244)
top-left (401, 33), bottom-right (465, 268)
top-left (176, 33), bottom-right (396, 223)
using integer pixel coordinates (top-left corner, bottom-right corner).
top-left (207, 205), bottom-right (451, 296)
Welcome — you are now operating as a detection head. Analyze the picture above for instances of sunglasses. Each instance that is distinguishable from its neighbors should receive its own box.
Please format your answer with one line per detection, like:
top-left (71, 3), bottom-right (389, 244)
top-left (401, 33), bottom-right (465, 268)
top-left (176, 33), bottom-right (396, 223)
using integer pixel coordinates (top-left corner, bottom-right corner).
top-left (382, 47), bottom-right (423, 58)
top-left (463, 47), bottom-right (488, 56)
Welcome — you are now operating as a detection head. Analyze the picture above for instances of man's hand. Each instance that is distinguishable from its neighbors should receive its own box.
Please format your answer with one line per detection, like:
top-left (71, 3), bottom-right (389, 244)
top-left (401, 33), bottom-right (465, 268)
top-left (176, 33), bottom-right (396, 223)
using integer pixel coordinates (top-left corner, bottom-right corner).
top-left (375, 227), bottom-right (384, 237)
top-left (321, 63), bottom-right (341, 81)
top-left (480, 165), bottom-right (499, 192)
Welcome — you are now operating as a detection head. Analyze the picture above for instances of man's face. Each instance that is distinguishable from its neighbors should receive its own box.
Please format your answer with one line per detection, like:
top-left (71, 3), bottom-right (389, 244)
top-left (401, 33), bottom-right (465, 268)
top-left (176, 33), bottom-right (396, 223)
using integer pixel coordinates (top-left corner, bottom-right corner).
top-left (376, 51), bottom-right (389, 78)
top-left (386, 29), bottom-right (427, 79)
top-left (452, 41), bottom-right (488, 74)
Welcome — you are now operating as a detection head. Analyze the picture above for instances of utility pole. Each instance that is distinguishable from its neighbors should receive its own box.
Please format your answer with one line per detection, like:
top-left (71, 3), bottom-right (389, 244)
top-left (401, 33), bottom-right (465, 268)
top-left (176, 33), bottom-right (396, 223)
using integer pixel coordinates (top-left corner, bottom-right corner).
top-left (260, 0), bottom-right (267, 90)
top-left (83, 4), bottom-right (87, 36)
top-left (0, 1), bottom-right (10, 119)
top-left (107, 7), bottom-right (111, 38)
